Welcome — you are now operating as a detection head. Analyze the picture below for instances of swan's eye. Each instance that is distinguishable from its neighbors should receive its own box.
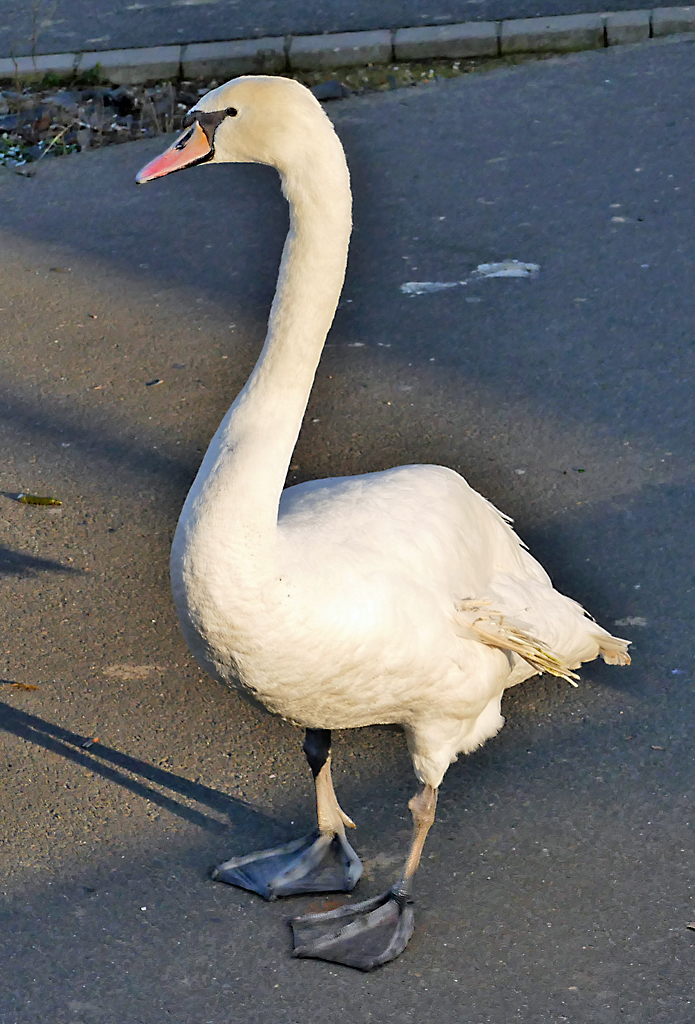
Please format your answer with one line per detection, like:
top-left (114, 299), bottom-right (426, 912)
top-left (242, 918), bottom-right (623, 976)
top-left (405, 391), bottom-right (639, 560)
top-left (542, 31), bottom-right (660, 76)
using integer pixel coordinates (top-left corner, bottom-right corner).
top-left (226, 107), bottom-right (238, 117)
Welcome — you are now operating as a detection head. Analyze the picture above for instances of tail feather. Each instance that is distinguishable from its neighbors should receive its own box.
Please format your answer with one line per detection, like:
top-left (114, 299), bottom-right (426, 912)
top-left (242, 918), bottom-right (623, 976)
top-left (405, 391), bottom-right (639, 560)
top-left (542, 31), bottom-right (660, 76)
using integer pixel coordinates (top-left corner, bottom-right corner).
top-left (466, 615), bottom-right (580, 686)
top-left (594, 632), bottom-right (631, 666)
top-left (456, 599), bottom-right (631, 684)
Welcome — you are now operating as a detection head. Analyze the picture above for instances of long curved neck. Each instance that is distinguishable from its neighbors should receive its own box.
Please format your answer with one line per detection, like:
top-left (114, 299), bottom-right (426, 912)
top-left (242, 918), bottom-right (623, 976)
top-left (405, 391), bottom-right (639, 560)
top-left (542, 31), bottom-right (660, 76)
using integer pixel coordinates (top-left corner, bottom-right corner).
top-left (181, 126), bottom-right (352, 568)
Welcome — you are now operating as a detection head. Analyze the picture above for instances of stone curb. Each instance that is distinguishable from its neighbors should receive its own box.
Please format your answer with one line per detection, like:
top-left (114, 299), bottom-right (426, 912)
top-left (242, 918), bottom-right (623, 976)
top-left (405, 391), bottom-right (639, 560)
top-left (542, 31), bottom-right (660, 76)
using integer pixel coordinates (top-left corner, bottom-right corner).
top-left (181, 37), bottom-right (286, 79)
top-left (605, 9), bottom-right (652, 45)
top-left (289, 29), bottom-right (392, 71)
top-left (79, 45), bottom-right (181, 86)
top-left (394, 23), bottom-right (498, 61)
top-left (501, 13), bottom-right (605, 55)
top-left (1, 6), bottom-right (694, 84)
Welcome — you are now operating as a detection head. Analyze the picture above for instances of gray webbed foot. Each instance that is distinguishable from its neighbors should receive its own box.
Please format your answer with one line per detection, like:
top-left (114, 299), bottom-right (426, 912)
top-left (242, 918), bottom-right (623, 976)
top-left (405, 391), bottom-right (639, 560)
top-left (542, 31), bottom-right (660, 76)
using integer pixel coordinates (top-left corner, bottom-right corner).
top-left (290, 887), bottom-right (415, 971)
top-left (212, 830), bottom-right (362, 901)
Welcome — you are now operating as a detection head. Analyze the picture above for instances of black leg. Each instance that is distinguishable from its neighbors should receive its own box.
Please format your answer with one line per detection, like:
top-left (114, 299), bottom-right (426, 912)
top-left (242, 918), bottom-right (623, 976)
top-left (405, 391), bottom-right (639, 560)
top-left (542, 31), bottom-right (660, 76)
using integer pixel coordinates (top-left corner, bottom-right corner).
top-left (212, 728), bottom-right (361, 900)
top-left (303, 728), bottom-right (331, 777)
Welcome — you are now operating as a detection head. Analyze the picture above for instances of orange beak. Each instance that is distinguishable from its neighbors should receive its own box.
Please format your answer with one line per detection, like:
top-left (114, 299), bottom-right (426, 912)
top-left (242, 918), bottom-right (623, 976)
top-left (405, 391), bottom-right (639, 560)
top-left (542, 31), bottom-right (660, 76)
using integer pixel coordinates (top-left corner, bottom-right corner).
top-left (136, 121), bottom-right (213, 184)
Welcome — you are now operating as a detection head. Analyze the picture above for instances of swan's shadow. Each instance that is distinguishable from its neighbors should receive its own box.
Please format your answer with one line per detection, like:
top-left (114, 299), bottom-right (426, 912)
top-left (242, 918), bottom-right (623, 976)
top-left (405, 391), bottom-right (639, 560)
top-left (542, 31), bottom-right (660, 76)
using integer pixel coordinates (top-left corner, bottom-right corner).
top-left (0, 544), bottom-right (80, 577)
top-left (0, 700), bottom-right (266, 836)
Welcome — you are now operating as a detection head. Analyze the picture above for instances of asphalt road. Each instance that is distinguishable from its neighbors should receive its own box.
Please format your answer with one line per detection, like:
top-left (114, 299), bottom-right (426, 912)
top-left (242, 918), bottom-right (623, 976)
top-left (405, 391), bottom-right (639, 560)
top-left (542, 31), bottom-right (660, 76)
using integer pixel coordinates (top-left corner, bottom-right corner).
top-left (1, 34), bottom-right (694, 1024)
top-left (1, 0), bottom-right (658, 59)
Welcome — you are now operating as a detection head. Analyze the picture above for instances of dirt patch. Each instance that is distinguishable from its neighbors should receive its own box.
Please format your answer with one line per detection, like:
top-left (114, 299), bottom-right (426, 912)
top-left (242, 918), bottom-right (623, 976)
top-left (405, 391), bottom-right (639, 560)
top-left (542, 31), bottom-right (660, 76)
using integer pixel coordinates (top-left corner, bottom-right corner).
top-left (102, 664), bottom-right (168, 680)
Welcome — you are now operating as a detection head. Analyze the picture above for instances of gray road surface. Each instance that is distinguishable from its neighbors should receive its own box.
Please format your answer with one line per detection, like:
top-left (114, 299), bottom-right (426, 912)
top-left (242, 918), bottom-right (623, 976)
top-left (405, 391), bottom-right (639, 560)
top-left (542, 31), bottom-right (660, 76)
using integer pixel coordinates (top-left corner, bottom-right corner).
top-left (1, 35), bottom-right (694, 1024)
top-left (1, 0), bottom-right (657, 59)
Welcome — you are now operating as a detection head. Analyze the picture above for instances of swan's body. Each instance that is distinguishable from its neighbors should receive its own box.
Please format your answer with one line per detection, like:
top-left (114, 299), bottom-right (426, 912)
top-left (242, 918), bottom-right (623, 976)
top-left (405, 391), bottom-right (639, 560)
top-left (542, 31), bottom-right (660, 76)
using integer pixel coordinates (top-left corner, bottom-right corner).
top-left (137, 75), bottom-right (629, 970)
top-left (174, 460), bottom-right (620, 784)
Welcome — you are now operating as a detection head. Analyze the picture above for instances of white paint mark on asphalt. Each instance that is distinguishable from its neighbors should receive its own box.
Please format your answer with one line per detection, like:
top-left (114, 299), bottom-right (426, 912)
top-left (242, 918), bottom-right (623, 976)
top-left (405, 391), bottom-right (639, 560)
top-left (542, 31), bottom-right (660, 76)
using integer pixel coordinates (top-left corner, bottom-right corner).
top-left (473, 260), bottom-right (540, 279)
top-left (401, 260), bottom-right (539, 295)
top-left (400, 281), bottom-right (460, 295)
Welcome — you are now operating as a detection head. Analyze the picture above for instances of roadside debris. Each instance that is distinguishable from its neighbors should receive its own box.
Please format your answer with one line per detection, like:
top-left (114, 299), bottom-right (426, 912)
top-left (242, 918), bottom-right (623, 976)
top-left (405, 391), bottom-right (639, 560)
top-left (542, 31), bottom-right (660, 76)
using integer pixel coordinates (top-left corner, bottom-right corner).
top-left (0, 681), bottom-right (39, 690)
top-left (310, 80), bottom-right (350, 101)
top-left (80, 736), bottom-right (99, 749)
top-left (0, 81), bottom-right (183, 168)
top-left (145, 378), bottom-right (164, 387)
top-left (16, 493), bottom-right (62, 505)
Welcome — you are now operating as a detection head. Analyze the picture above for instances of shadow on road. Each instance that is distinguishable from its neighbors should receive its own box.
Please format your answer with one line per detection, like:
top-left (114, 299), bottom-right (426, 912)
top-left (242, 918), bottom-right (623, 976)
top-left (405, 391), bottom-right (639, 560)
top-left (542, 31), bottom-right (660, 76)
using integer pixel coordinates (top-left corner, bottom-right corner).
top-left (0, 544), bottom-right (80, 576)
top-left (0, 700), bottom-right (261, 834)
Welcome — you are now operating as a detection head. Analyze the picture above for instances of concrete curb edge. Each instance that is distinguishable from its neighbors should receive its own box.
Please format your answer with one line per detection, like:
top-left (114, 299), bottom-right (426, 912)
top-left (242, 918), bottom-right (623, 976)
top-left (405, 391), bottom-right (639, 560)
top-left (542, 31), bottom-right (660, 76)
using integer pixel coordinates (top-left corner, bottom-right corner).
top-left (0, 6), bottom-right (694, 85)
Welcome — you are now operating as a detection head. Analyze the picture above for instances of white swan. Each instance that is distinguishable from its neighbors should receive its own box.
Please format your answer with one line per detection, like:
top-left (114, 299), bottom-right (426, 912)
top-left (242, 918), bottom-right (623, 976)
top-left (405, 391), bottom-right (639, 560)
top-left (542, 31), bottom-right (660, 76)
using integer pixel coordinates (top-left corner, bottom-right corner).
top-left (136, 76), bottom-right (630, 971)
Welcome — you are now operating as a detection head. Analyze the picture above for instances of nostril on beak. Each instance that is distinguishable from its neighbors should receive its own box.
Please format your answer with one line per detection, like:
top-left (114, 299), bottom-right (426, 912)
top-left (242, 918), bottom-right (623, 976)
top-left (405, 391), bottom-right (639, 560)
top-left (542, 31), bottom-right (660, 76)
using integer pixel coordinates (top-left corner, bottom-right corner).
top-left (175, 126), bottom-right (195, 152)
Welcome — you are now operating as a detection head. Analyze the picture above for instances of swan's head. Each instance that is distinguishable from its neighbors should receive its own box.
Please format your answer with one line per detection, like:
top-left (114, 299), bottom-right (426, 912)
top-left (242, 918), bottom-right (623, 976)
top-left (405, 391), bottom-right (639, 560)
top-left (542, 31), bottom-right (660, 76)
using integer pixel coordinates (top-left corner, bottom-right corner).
top-left (136, 75), bottom-right (335, 184)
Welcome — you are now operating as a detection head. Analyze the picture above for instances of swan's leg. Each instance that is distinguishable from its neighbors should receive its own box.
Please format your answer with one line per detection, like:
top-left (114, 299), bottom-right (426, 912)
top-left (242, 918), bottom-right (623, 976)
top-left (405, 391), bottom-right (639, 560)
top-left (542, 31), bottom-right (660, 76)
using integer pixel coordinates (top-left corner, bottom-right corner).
top-left (290, 784), bottom-right (438, 971)
top-left (304, 728), bottom-right (356, 834)
top-left (393, 784), bottom-right (438, 899)
top-left (212, 729), bottom-right (362, 900)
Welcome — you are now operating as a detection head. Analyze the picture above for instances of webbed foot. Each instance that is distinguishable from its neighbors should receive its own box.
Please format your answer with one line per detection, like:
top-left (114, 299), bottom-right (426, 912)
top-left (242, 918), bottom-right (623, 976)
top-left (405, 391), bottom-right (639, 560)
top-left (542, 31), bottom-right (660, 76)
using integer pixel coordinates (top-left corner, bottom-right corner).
top-left (289, 887), bottom-right (414, 971)
top-left (212, 830), bottom-right (362, 901)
